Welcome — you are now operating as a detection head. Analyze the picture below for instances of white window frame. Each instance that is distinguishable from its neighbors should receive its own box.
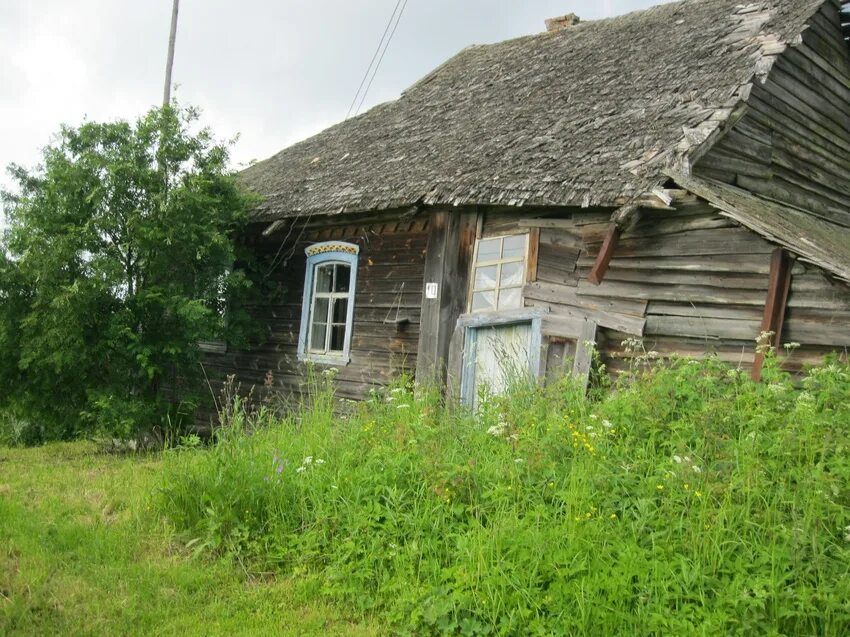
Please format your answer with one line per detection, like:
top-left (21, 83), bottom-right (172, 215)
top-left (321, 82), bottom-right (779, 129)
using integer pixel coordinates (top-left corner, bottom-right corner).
top-left (468, 233), bottom-right (529, 313)
top-left (297, 242), bottom-right (359, 365)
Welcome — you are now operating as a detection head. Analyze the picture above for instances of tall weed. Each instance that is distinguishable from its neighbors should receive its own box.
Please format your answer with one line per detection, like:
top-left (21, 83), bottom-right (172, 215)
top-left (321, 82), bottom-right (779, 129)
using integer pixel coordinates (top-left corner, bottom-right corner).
top-left (157, 354), bottom-right (850, 635)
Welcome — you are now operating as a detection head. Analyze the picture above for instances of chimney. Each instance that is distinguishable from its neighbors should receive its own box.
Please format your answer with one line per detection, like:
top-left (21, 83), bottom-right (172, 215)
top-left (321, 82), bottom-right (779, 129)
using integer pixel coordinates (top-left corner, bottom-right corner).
top-left (545, 13), bottom-right (580, 32)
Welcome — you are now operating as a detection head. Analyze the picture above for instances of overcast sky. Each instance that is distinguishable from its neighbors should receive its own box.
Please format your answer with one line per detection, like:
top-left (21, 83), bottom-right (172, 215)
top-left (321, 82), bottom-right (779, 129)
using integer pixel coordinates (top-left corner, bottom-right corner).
top-left (1, 0), bottom-right (670, 188)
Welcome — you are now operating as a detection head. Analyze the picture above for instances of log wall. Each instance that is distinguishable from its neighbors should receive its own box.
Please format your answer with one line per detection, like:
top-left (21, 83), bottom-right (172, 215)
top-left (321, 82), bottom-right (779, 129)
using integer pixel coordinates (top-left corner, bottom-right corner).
top-left (200, 213), bottom-right (430, 421)
top-left (696, 0), bottom-right (850, 229)
top-left (511, 197), bottom-right (850, 379)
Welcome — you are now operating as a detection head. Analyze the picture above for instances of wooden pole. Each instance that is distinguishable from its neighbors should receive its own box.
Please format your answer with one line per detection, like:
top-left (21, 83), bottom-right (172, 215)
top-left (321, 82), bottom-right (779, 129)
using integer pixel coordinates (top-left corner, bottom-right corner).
top-left (587, 223), bottom-right (621, 285)
top-left (163, 0), bottom-right (180, 107)
top-left (751, 247), bottom-right (793, 382)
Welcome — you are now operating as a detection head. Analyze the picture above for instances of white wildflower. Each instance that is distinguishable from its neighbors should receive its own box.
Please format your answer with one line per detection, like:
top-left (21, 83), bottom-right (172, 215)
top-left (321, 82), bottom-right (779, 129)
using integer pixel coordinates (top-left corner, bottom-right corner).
top-left (684, 456), bottom-right (691, 463)
top-left (390, 387), bottom-right (405, 394)
top-left (397, 404), bottom-right (410, 410)
top-left (692, 465), bottom-right (702, 474)
top-left (589, 414), bottom-right (598, 420)
top-left (315, 458), bottom-right (325, 465)
top-left (487, 422), bottom-right (509, 437)
top-left (585, 425), bottom-right (594, 431)
top-left (673, 455), bottom-right (683, 464)
top-left (303, 456), bottom-right (313, 465)
top-left (514, 458), bottom-right (524, 464)
top-left (602, 419), bottom-right (613, 429)
top-left (296, 466), bottom-right (306, 473)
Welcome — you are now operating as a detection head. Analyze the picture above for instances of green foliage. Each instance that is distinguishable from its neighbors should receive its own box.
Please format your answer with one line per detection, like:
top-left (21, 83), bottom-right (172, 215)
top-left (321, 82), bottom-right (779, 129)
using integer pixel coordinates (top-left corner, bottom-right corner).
top-left (158, 357), bottom-right (850, 636)
top-left (0, 103), bottom-right (255, 440)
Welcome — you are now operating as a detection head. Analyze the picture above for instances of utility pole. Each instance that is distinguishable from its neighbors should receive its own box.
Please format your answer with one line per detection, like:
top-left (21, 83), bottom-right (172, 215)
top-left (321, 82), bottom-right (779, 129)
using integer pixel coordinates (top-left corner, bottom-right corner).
top-left (163, 0), bottom-right (180, 107)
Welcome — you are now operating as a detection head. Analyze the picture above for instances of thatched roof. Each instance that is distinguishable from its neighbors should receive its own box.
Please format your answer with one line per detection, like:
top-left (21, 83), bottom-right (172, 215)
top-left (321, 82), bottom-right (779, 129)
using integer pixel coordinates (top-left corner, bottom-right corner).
top-left (241, 0), bottom-right (825, 220)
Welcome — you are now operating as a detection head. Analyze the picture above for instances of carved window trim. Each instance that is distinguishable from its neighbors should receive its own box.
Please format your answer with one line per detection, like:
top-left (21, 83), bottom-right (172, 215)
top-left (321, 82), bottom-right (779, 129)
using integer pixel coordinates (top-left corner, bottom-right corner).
top-left (297, 241), bottom-right (359, 365)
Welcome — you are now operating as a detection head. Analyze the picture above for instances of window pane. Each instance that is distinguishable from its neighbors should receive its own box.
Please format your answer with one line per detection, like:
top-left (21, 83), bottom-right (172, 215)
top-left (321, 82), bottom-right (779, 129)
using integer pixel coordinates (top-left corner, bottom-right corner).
top-left (501, 261), bottom-right (525, 287)
top-left (474, 265), bottom-right (498, 290)
top-left (330, 325), bottom-right (346, 351)
top-left (477, 238), bottom-right (501, 262)
top-left (502, 235), bottom-right (527, 259)
top-left (472, 291), bottom-right (496, 312)
top-left (498, 287), bottom-right (522, 310)
top-left (310, 323), bottom-right (327, 350)
top-left (332, 298), bottom-right (348, 323)
top-left (313, 297), bottom-right (330, 323)
top-left (334, 264), bottom-right (351, 293)
top-left (315, 264), bottom-right (333, 293)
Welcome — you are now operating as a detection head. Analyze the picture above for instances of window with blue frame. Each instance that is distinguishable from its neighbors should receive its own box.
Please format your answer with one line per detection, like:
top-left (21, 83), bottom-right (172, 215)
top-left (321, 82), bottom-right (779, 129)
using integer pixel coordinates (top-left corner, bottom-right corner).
top-left (297, 242), bottom-right (359, 364)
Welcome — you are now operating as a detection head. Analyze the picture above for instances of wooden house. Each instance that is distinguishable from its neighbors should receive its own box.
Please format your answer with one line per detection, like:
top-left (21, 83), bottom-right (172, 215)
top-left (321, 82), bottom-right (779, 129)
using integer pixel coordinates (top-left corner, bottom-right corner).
top-left (204, 0), bottom-right (850, 406)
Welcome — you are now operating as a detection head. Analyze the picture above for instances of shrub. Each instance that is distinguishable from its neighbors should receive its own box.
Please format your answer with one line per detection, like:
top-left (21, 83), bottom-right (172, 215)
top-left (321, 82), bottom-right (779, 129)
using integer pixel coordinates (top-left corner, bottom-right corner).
top-left (157, 356), bottom-right (850, 635)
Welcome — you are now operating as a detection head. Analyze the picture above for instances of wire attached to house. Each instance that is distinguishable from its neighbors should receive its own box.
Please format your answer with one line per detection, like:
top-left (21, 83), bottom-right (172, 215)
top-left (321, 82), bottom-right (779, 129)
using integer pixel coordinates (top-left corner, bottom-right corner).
top-left (345, 0), bottom-right (409, 119)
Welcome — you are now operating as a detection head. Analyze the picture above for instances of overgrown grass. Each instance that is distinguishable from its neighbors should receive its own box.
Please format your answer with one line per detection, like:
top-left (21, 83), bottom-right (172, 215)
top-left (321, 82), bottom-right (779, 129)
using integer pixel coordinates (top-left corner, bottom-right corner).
top-left (0, 442), bottom-right (378, 636)
top-left (157, 355), bottom-right (850, 635)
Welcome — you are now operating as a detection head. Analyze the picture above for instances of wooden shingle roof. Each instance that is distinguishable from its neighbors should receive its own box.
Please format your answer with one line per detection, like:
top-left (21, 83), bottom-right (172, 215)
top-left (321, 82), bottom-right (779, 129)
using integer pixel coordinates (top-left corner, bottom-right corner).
top-left (241, 0), bottom-right (826, 220)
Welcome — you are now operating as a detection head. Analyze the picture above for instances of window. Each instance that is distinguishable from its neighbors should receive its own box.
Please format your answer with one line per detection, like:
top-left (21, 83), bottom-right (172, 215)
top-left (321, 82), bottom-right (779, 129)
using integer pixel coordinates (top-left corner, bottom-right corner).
top-left (298, 242), bottom-right (359, 364)
top-left (469, 234), bottom-right (528, 313)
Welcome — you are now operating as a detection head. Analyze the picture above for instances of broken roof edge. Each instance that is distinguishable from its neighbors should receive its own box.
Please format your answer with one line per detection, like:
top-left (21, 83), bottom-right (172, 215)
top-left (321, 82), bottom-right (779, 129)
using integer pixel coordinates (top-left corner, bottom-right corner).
top-left (648, 0), bottom-right (829, 181)
top-left (667, 171), bottom-right (850, 284)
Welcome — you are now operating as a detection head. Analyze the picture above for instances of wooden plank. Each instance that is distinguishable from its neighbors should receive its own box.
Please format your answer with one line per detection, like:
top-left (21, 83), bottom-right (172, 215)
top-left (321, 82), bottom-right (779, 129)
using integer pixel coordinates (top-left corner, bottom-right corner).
top-left (645, 315), bottom-right (761, 341)
top-left (572, 319), bottom-right (598, 391)
top-left (527, 227), bottom-right (540, 283)
top-left (525, 281), bottom-right (648, 317)
top-left (646, 302), bottom-right (763, 321)
top-left (541, 315), bottom-right (586, 338)
top-left (527, 299), bottom-right (644, 337)
top-left (576, 279), bottom-right (769, 305)
top-left (752, 248), bottom-right (793, 382)
top-left (415, 211), bottom-right (448, 384)
top-left (576, 253), bottom-right (774, 274)
top-left (588, 223), bottom-right (620, 285)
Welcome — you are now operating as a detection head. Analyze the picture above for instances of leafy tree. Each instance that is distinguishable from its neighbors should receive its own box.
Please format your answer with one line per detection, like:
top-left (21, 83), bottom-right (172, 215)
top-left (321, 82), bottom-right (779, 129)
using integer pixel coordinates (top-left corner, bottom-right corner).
top-left (0, 103), bottom-right (255, 440)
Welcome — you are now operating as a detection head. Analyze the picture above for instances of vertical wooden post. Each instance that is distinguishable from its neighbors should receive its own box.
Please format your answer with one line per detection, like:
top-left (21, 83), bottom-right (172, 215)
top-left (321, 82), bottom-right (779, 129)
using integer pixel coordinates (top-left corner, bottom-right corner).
top-left (415, 210), bottom-right (477, 388)
top-left (752, 247), bottom-right (793, 382)
top-left (572, 319), bottom-right (598, 390)
top-left (526, 227), bottom-right (540, 283)
top-left (587, 223), bottom-right (620, 285)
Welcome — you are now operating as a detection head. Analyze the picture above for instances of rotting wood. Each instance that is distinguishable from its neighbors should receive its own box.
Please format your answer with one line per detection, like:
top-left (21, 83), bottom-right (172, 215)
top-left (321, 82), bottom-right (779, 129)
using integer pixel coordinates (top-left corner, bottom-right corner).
top-left (588, 223), bottom-right (620, 285)
top-left (572, 319), bottom-right (598, 391)
top-left (527, 228), bottom-right (540, 283)
top-left (752, 248), bottom-right (793, 381)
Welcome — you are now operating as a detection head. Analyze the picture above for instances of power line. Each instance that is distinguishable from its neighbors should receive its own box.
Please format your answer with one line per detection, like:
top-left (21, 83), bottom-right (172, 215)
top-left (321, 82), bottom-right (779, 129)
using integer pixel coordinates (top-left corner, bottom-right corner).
top-left (354, 0), bottom-right (409, 117)
top-left (345, 0), bottom-right (409, 119)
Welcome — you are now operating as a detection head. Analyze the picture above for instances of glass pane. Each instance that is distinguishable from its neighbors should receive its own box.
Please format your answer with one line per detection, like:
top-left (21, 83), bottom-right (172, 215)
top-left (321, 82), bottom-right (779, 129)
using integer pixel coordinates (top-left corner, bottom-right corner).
top-left (313, 297), bottom-right (330, 323)
top-left (332, 298), bottom-right (348, 323)
top-left (498, 287), bottom-right (522, 310)
top-left (315, 264), bottom-right (333, 293)
top-left (476, 238), bottom-right (501, 262)
top-left (334, 264), bottom-right (351, 293)
top-left (310, 323), bottom-right (327, 350)
top-left (473, 265), bottom-right (498, 290)
top-left (471, 291), bottom-right (496, 312)
top-left (330, 325), bottom-right (346, 351)
top-left (502, 234), bottom-right (527, 259)
top-left (501, 261), bottom-right (525, 287)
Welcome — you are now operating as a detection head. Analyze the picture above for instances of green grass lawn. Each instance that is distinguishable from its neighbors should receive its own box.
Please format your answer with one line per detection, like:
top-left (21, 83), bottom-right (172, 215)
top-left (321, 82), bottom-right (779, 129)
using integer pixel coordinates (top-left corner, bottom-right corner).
top-left (0, 441), bottom-right (377, 636)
